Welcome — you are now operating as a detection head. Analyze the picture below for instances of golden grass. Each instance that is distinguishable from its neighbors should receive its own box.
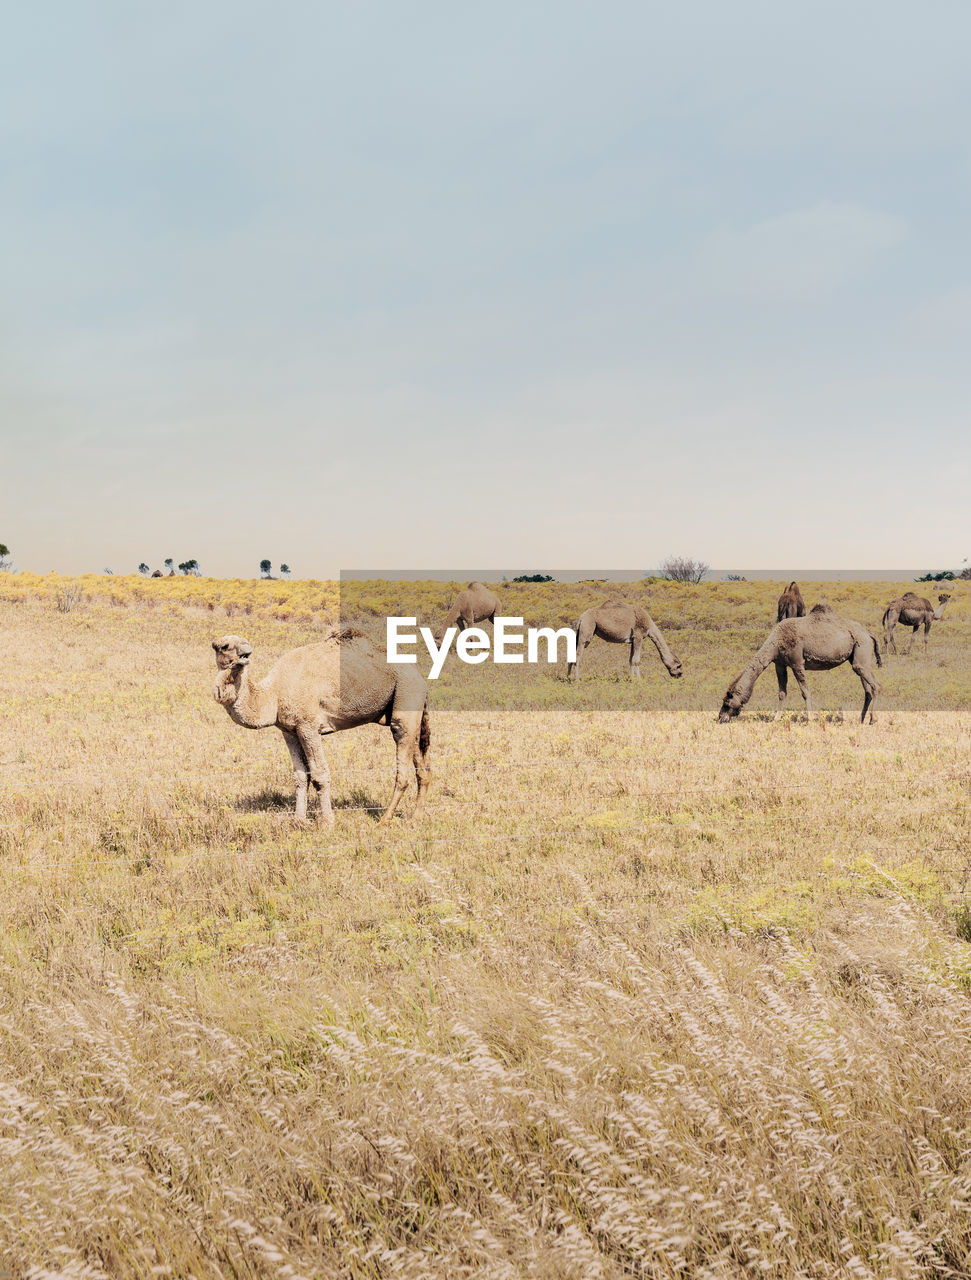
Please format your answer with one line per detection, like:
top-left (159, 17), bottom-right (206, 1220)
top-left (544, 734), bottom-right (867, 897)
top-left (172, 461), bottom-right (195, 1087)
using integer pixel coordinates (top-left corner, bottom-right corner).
top-left (1, 581), bottom-right (970, 1276)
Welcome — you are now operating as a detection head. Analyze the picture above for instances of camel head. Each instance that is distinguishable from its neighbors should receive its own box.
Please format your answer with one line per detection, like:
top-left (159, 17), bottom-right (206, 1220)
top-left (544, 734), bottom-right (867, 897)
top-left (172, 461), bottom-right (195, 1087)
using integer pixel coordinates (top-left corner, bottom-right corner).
top-left (212, 635), bottom-right (253, 671)
top-left (211, 637), bottom-right (253, 707)
top-left (717, 680), bottom-right (746, 723)
top-left (938, 594), bottom-right (951, 605)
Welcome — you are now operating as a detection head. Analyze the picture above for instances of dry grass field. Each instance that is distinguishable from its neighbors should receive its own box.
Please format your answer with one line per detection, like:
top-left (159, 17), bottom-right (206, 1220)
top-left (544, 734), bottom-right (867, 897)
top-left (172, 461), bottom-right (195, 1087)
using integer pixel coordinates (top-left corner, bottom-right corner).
top-left (0, 576), bottom-right (969, 1277)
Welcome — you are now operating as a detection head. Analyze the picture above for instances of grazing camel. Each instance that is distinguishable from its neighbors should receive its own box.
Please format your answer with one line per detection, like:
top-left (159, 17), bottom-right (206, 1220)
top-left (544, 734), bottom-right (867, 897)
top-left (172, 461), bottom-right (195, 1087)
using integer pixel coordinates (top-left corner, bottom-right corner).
top-left (437, 581), bottom-right (500, 642)
top-left (882, 592), bottom-right (951, 655)
top-left (567, 597), bottom-right (684, 682)
top-left (777, 581), bottom-right (806, 621)
top-left (211, 630), bottom-right (430, 828)
top-left (718, 604), bottom-right (881, 724)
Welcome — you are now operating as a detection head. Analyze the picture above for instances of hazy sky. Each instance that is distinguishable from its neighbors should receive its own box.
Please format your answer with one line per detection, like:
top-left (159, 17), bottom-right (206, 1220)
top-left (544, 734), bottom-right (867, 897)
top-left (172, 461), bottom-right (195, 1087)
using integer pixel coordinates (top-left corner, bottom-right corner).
top-left (2, 2), bottom-right (969, 576)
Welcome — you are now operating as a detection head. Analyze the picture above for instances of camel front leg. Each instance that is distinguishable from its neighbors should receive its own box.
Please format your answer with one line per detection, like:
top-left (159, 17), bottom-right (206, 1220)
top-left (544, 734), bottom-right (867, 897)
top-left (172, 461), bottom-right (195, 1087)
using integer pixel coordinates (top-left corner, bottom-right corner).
top-left (790, 659), bottom-right (813, 720)
top-left (773, 660), bottom-right (789, 719)
top-left (281, 730), bottom-right (310, 821)
top-left (296, 724), bottom-right (335, 829)
top-left (629, 636), bottom-right (643, 680)
top-left (905, 625), bottom-right (919, 655)
top-left (567, 624), bottom-right (592, 682)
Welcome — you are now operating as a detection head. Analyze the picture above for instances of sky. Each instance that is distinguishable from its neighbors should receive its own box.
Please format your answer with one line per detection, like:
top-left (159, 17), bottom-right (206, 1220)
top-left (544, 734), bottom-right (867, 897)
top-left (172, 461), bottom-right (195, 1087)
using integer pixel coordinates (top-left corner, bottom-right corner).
top-left (1, 1), bottom-right (969, 577)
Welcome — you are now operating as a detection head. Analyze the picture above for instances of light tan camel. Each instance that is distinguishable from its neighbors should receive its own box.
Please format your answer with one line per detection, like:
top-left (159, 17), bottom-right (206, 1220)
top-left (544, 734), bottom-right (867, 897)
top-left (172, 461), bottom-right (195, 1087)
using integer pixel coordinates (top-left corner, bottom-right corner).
top-left (718, 604), bottom-right (881, 724)
top-left (777, 581), bottom-right (806, 621)
top-left (567, 597), bottom-right (684, 681)
top-left (211, 631), bottom-right (430, 828)
top-left (437, 581), bottom-right (501, 642)
top-left (882, 592), bottom-right (951, 655)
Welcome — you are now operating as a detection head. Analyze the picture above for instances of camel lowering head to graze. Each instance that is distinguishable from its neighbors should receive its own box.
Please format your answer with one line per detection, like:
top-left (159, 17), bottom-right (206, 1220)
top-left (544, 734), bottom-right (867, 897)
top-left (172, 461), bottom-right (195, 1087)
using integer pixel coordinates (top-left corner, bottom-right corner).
top-left (718, 603), bottom-right (881, 725)
top-left (436, 581), bottom-right (501, 644)
top-left (567, 597), bottom-right (683, 683)
top-left (881, 591), bottom-right (951, 655)
top-left (211, 631), bottom-right (430, 828)
top-left (777, 581), bottom-right (806, 622)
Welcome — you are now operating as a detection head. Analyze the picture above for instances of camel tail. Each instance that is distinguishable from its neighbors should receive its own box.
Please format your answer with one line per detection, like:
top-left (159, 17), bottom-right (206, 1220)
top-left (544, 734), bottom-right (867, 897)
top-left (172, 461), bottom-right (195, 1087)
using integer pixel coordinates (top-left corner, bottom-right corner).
top-left (871, 633), bottom-right (882, 668)
top-left (419, 700), bottom-right (431, 756)
top-left (881, 606), bottom-right (890, 627)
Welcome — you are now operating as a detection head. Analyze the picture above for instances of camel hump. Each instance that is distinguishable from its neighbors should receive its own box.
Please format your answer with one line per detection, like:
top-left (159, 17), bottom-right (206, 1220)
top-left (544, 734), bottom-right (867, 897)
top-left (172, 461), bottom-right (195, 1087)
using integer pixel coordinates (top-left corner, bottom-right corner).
top-left (319, 626), bottom-right (372, 650)
top-left (809, 603), bottom-right (833, 614)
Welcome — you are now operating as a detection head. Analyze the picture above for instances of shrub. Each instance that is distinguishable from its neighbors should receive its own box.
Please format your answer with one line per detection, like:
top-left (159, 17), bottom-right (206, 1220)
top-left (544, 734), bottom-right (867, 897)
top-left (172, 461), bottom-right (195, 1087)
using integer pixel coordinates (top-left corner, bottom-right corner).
top-left (56, 584), bottom-right (84, 613)
top-left (659, 556), bottom-right (710, 584)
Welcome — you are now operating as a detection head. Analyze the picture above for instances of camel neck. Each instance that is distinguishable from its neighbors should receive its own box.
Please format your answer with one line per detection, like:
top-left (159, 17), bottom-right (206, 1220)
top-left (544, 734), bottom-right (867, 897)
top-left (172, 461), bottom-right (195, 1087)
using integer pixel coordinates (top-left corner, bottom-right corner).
top-left (227, 669), bottom-right (278, 728)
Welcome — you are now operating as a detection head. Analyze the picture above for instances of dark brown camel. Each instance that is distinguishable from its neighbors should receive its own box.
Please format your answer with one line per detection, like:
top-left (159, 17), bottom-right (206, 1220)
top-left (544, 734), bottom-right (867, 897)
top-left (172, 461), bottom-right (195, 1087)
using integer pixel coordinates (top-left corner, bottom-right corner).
top-left (777, 581), bottom-right (806, 621)
top-left (882, 592), bottom-right (950, 655)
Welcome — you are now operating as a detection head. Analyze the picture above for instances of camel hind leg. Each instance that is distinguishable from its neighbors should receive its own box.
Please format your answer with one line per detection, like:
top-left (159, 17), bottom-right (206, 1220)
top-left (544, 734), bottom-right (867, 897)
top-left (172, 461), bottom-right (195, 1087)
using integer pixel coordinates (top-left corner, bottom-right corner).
top-left (411, 700), bottom-right (432, 822)
top-left (851, 645), bottom-right (879, 724)
top-left (378, 693), bottom-right (426, 826)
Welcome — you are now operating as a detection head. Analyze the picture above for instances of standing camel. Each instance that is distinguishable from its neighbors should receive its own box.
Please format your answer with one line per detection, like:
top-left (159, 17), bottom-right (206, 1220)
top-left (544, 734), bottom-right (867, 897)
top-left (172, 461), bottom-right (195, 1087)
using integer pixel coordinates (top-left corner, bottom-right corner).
top-left (718, 604), bottom-right (881, 724)
top-left (436, 581), bottom-right (500, 642)
top-left (882, 592), bottom-right (951, 655)
top-left (567, 598), bottom-right (683, 682)
top-left (777, 581), bottom-right (806, 621)
top-left (211, 630), bottom-right (430, 828)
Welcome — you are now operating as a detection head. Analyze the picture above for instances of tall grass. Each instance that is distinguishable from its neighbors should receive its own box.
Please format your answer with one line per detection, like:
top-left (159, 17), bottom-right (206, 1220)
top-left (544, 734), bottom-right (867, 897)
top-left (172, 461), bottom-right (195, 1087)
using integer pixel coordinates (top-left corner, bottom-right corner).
top-left (0, 586), bottom-right (969, 1275)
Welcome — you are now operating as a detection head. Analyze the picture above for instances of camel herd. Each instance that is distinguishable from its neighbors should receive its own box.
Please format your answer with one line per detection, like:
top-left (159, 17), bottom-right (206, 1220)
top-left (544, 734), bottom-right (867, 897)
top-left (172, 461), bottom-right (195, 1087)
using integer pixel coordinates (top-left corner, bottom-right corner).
top-left (211, 581), bottom-right (956, 825)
